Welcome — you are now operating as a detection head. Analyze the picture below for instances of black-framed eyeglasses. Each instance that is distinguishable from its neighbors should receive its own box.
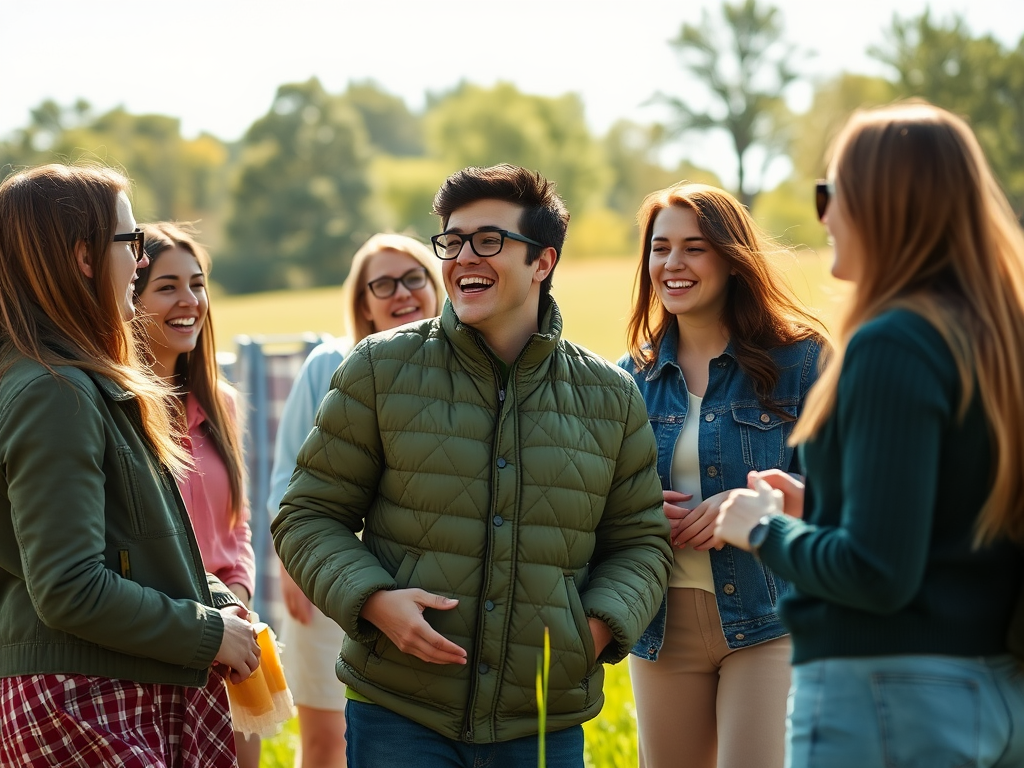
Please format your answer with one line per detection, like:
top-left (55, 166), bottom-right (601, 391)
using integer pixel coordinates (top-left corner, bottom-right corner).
top-left (430, 229), bottom-right (545, 260)
top-left (366, 267), bottom-right (429, 299)
top-left (815, 180), bottom-right (835, 222)
top-left (113, 228), bottom-right (146, 263)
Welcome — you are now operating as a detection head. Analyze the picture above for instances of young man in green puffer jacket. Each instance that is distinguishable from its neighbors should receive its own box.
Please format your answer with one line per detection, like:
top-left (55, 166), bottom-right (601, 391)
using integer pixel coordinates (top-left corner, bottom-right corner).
top-left (273, 163), bottom-right (672, 768)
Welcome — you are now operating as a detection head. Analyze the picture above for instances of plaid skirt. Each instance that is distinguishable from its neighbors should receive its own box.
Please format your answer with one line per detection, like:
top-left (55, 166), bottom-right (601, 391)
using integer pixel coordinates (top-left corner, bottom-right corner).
top-left (0, 670), bottom-right (237, 767)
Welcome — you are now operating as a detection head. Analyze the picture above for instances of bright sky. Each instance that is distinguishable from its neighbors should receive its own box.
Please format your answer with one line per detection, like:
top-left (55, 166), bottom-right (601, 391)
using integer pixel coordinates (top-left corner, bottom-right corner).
top-left (2, 0), bottom-right (1020, 186)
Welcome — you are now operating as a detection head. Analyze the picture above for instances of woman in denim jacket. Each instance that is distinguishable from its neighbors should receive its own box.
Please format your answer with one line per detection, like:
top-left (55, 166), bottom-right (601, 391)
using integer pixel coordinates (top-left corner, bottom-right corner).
top-left (620, 183), bottom-right (827, 768)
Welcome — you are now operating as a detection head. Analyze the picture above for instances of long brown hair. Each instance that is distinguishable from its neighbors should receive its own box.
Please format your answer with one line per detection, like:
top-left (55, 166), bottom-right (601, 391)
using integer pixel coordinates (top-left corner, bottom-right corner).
top-left (134, 222), bottom-right (246, 524)
top-left (344, 233), bottom-right (444, 343)
top-left (792, 101), bottom-right (1024, 545)
top-left (626, 182), bottom-right (827, 415)
top-left (0, 164), bottom-right (188, 472)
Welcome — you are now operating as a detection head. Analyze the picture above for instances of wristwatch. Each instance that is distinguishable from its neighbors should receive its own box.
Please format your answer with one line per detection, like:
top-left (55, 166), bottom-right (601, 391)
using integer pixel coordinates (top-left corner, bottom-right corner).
top-left (747, 514), bottom-right (775, 553)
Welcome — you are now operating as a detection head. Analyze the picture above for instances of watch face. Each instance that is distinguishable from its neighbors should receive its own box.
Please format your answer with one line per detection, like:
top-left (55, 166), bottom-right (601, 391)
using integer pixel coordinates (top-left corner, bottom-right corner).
top-left (748, 519), bottom-right (771, 550)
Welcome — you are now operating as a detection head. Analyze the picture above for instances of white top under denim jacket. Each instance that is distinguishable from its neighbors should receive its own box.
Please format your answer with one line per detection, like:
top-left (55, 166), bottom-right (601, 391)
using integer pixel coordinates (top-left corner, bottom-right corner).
top-left (619, 325), bottom-right (824, 657)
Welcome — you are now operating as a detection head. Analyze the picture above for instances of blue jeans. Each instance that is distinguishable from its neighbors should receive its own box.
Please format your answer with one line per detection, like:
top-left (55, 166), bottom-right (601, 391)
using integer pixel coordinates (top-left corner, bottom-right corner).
top-left (345, 700), bottom-right (585, 768)
top-left (787, 654), bottom-right (1024, 768)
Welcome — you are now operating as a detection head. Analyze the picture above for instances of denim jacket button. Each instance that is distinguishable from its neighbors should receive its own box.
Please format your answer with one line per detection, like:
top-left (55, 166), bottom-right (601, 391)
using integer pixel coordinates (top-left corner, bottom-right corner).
top-left (723, 583), bottom-right (736, 595)
top-left (707, 466), bottom-right (718, 478)
top-left (759, 413), bottom-right (771, 423)
top-left (704, 412), bottom-right (715, 422)
top-left (735, 633), bottom-right (745, 640)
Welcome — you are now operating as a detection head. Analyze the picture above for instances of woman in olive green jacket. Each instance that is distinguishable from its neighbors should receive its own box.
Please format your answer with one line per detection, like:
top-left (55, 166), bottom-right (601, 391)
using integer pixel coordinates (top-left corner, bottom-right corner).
top-left (0, 165), bottom-right (261, 767)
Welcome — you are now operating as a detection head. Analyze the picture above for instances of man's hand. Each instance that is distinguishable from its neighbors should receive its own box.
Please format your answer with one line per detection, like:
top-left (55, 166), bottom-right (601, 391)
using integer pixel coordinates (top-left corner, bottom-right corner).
top-left (279, 562), bottom-right (315, 625)
top-left (587, 617), bottom-right (613, 660)
top-left (360, 588), bottom-right (468, 665)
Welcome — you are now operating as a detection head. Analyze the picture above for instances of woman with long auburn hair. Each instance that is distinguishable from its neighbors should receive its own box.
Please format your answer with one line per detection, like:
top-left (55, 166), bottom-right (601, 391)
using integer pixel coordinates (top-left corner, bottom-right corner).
top-left (621, 182), bottom-right (827, 768)
top-left (717, 101), bottom-right (1024, 767)
top-left (134, 222), bottom-right (260, 767)
top-left (0, 164), bottom-right (260, 767)
top-left (267, 232), bottom-right (442, 768)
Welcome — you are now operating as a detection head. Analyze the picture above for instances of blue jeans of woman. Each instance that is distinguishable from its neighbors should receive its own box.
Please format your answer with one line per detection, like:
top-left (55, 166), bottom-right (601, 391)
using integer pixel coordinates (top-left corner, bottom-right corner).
top-left (787, 654), bottom-right (1024, 768)
top-left (345, 700), bottom-right (585, 768)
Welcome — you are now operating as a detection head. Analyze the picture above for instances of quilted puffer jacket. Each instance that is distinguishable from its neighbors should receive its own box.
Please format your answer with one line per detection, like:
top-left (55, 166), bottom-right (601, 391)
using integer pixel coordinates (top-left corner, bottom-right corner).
top-left (273, 297), bottom-right (671, 743)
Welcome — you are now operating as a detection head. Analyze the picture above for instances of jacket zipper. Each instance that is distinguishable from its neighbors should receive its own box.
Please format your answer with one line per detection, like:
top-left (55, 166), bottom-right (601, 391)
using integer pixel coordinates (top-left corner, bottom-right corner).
top-left (461, 346), bottom-right (508, 743)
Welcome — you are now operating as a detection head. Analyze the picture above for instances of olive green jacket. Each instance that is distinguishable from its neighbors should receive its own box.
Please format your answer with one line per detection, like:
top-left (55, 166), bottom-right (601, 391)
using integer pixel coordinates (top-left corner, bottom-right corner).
top-left (274, 298), bottom-right (671, 743)
top-left (0, 355), bottom-right (237, 686)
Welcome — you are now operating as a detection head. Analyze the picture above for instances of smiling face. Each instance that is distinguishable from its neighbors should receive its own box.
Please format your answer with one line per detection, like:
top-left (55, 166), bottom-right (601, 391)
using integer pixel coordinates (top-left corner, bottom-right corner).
top-left (109, 192), bottom-right (146, 322)
top-left (440, 198), bottom-right (554, 360)
top-left (648, 205), bottom-right (733, 325)
top-left (361, 249), bottom-right (438, 332)
top-left (135, 245), bottom-right (208, 379)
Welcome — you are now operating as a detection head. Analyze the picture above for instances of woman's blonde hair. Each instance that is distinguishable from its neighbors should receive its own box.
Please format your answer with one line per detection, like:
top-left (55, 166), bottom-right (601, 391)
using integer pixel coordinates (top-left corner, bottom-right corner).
top-left (0, 164), bottom-right (188, 472)
top-left (627, 182), bottom-right (827, 416)
top-left (792, 101), bottom-right (1024, 545)
top-left (343, 233), bottom-right (444, 343)
top-left (135, 222), bottom-right (246, 525)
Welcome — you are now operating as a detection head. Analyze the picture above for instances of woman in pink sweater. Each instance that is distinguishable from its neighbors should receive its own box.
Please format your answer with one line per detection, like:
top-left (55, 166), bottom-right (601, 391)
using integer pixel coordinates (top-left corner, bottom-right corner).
top-left (134, 222), bottom-right (258, 767)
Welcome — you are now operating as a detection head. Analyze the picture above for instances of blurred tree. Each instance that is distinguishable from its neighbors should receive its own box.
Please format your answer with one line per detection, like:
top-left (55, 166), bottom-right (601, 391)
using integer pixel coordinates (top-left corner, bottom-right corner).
top-left (341, 80), bottom-right (424, 156)
top-left (423, 82), bottom-right (611, 213)
top-left (220, 78), bottom-right (375, 293)
top-left (871, 11), bottom-right (1024, 214)
top-left (0, 101), bottom-right (230, 232)
top-left (368, 155), bottom-right (449, 239)
top-left (789, 73), bottom-right (894, 184)
top-left (603, 119), bottom-right (722, 218)
top-left (658, 0), bottom-right (802, 209)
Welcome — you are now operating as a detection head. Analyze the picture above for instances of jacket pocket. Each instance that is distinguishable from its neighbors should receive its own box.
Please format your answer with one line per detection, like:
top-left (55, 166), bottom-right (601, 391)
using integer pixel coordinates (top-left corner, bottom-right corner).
top-left (564, 574), bottom-right (596, 675)
top-left (116, 446), bottom-right (146, 536)
top-left (730, 405), bottom-right (796, 471)
top-left (116, 446), bottom-right (186, 538)
top-left (371, 549), bottom-right (422, 661)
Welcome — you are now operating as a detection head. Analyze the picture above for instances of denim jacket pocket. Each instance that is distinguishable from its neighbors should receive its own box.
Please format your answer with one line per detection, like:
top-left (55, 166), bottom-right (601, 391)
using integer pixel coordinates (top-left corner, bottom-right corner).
top-left (730, 404), bottom-right (796, 470)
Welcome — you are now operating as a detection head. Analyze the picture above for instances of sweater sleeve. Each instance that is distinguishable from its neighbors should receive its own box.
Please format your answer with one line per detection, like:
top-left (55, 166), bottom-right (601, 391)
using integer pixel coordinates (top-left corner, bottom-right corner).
top-left (216, 387), bottom-right (256, 598)
top-left (267, 344), bottom-right (345, 521)
top-left (759, 320), bottom-right (954, 613)
top-left (581, 377), bottom-right (672, 663)
top-left (271, 343), bottom-right (396, 644)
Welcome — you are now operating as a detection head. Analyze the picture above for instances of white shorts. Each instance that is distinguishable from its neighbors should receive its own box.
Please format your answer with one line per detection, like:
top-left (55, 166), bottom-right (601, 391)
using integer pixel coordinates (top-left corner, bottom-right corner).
top-left (279, 606), bottom-right (347, 711)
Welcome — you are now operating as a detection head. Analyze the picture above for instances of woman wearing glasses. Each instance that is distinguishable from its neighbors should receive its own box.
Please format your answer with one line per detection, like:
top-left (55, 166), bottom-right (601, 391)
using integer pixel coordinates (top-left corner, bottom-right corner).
top-left (620, 182), bottom-right (827, 768)
top-left (133, 222), bottom-right (260, 767)
top-left (716, 102), bottom-right (1024, 767)
top-left (268, 232), bottom-right (442, 768)
top-left (0, 164), bottom-right (260, 767)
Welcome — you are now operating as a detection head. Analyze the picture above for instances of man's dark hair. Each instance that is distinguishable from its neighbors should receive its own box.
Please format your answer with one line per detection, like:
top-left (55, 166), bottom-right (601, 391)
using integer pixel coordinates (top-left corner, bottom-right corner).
top-left (432, 164), bottom-right (569, 297)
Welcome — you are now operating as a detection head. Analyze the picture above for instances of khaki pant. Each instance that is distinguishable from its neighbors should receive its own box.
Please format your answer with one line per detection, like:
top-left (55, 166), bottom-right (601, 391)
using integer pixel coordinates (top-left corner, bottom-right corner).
top-left (629, 588), bottom-right (791, 768)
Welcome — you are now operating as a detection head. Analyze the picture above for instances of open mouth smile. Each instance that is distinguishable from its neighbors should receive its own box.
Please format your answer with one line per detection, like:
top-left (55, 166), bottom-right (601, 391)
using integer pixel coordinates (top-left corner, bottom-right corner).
top-left (459, 276), bottom-right (495, 294)
top-left (665, 279), bottom-right (696, 289)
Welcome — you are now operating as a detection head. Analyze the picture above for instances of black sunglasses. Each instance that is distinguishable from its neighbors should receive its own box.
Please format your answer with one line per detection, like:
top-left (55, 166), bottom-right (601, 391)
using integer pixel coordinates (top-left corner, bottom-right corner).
top-left (815, 180), bottom-right (835, 222)
top-left (366, 267), bottom-right (429, 299)
top-left (112, 228), bottom-right (146, 263)
top-left (430, 229), bottom-right (545, 260)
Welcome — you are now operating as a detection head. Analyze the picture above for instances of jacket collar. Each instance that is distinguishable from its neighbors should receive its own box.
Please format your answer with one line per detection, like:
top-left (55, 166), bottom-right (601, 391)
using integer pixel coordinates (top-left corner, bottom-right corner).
top-left (644, 322), bottom-right (736, 382)
top-left (83, 371), bottom-right (136, 402)
top-left (441, 295), bottom-right (562, 379)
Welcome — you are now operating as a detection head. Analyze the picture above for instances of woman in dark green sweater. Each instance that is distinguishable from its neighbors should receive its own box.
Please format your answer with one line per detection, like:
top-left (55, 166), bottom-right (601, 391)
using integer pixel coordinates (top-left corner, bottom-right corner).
top-left (715, 102), bottom-right (1024, 768)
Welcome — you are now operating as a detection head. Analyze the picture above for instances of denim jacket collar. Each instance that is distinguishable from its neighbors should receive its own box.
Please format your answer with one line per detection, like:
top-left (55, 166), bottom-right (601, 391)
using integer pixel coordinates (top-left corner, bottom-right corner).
top-left (644, 322), bottom-right (735, 383)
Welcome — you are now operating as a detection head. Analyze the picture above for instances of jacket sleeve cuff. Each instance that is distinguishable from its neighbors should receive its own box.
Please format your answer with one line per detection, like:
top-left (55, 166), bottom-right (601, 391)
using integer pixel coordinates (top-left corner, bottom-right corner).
top-left (190, 606), bottom-right (224, 668)
top-left (206, 573), bottom-right (247, 611)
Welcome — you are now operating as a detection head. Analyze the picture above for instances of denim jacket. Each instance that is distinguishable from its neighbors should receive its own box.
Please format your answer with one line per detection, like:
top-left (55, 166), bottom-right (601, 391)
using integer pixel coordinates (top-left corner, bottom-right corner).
top-left (620, 325), bottom-right (823, 657)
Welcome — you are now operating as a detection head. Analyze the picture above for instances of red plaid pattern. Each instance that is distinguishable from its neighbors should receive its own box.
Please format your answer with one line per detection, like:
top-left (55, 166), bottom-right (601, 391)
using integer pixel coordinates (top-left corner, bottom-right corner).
top-left (0, 671), bottom-right (237, 767)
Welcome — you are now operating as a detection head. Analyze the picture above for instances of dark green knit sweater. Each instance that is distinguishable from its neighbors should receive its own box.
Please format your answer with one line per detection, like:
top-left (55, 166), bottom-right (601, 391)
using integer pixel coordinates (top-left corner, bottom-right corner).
top-left (761, 309), bottom-right (1023, 664)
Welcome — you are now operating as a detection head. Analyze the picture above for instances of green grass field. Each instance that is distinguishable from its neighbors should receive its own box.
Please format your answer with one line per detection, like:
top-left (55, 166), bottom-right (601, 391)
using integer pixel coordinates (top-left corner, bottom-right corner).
top-left (222, 250), bottom-right (846, 768)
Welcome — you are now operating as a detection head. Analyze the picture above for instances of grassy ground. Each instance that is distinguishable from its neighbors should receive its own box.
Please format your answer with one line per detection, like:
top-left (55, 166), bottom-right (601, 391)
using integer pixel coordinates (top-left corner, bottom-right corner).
top-left (220, 250), bottom-right (847, 768)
